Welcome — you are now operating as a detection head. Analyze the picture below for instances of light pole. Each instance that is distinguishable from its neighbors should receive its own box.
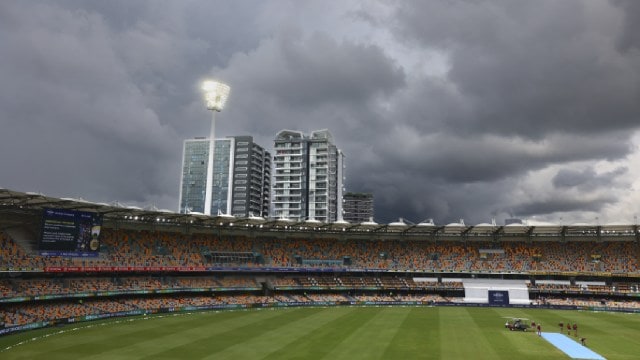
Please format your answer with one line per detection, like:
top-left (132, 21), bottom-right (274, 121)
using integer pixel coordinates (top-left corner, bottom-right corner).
top-left (201, 80), bottom-right (230, 215)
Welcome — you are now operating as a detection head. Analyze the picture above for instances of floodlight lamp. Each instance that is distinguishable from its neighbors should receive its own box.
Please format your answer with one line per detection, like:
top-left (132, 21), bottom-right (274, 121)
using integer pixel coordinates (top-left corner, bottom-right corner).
top-left (202, 80), bottom-right (230, 111)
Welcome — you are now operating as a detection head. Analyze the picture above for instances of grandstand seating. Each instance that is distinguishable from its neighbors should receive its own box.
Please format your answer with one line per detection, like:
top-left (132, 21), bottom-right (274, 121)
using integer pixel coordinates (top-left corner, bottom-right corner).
top-left (1, 228), bottom-right (640, 332)
top-left (2, 229), bottom-right (638, 274)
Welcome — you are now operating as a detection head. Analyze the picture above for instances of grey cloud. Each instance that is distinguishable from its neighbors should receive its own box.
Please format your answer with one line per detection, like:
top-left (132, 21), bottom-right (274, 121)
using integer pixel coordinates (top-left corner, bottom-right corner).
top-left (552, 166), bottom-right (628, 191)
top-left (221, 32), bottom-right (405, 110)
top-left (0, 2), bottom-right (179, 205)
top-left (375, 0), bottom-right (640, 138)
top-left (356, 132), bottom-right (631, 184)
top-left (614, 0), bottom-right (640, 51)
top-left (510, 196), bottom-right (618, 219)
top-left (1, 0), bottom-right (639, 225)
top-left (210, 30), bottom-right (405, 151)
top-left (338, 0), bottom-right (640, 223)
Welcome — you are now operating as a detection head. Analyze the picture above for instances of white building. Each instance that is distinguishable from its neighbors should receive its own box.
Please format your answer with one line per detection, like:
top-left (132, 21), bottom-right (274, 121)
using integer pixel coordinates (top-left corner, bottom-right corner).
top-left (272, 129), bottom-right (344, 222)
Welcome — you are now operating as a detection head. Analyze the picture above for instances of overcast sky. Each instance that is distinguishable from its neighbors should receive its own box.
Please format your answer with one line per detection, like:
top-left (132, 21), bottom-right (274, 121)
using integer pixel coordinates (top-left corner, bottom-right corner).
top-left (1, 0), bottom-right (640, 225)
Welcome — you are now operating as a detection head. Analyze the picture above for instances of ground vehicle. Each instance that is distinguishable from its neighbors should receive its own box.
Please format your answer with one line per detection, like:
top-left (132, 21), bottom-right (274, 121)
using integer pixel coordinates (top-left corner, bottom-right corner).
top-left (504, 317), bottom-right (530, 331)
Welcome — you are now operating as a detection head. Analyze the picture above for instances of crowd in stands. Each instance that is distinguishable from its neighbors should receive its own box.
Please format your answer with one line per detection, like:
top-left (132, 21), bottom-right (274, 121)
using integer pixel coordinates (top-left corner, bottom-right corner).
top-left (1, 230), bottom-right (639, 274)
top-left (0, 276), bottom-right (466, 300)
top-left (0, 293), bottom-right (455, 328)
top-left (528, 282), bottom-right (640, 295)
top-left (6, 290), bottom-right (639, 328)
top-left (2, 229), bottom-right (640, 331)
top-left (537, 297), bottom-right (640, 309)
top-left (0, 276), bottom-right (261, 299)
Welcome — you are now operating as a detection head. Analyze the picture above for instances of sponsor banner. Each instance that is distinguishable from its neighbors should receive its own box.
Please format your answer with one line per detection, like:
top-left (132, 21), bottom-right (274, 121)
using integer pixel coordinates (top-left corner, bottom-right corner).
top-left (37, 266), bottom-right (400, 273)
top-left (0, 321), bottom-right (50, 336)
top-left (44, 266), bottom-right (208, 273)
top-left (0, 297), bottom-right (30, 303)
top-left (39, 251), bottom-right (99, 258)
top-left (488, 290), bottom-right (510, 305)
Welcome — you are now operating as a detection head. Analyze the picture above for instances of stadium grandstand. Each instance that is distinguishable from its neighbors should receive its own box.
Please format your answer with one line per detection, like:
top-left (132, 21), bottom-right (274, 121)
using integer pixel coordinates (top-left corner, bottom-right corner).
top-left (1, 188), bottom-right (639, 334)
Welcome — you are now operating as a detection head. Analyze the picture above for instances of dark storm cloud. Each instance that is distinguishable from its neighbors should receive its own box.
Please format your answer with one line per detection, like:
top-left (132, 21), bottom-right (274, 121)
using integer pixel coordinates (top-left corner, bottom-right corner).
top-left (363, 132), bottom-right (631, 184)
top-left (552, 167), bottom-right (628, 191)
top-left (213, 30), bottom-right (405, 147)
top-left (614, 0), bottom-right (640, 51)
top-left (1, 0), bottom-right (639, 225)
top-left (510, 196), bottom-right (618, 219)
top-left (269, 33), bottom-right (404, 108)
top-left (346, 0), bottom-right (640, 223)
top-left (382, 0), bottom-right (640, 138)
top-left (0, 1), bottom-right (179, 205)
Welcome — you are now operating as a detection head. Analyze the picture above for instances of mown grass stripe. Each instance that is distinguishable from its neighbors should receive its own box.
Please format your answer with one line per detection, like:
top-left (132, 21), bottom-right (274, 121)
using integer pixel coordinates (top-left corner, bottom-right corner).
top-left (142, 308), bottom-right (326, 360)
top-left (321, 306), bottom-right (410, 360)
top-left (2, 311), bottom-right (256, 359)
top-left (202, 307), bottom-right (362, 360)
top-left (261, 306), bottom-right (376, 360)
top-left (1, 307), bottom-right (639, 360)
top-left (1, 313), bottom-right (220, 360)
top-left (560, 310), bottom-right (640, 359)
top-left (467, 307), bottom-right (554, 360)
top-left (382, 306), bottom-right (441, 359)
top-left (80, 309), bottom-right (291, 360)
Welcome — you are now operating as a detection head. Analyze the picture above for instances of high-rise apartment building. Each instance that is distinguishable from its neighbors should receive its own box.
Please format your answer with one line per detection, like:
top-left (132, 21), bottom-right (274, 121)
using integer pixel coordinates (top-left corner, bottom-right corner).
top-left (343, 192), bottom-right (374, 223)
top-left (272, 129), bottom-right (344, 222)
top-left (179, 136), bottom-right (271, 217)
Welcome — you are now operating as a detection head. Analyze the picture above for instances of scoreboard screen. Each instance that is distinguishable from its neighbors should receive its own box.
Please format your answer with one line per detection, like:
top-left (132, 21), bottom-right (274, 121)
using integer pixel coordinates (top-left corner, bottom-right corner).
top-left (488, 290), bottom-right (510, 305)
top-left (39, 208), bottom-right (102, 256)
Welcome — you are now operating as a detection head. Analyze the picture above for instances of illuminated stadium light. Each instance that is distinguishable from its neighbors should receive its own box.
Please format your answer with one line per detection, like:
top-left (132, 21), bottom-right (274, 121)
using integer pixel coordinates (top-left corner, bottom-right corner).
top-left (201, 80), bottom-right (230, 112)
top-left (202, 79), bottom-right (231, 216)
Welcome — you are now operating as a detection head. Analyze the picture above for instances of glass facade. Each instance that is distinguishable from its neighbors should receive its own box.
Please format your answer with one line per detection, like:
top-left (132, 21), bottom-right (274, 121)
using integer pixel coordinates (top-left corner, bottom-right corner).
top-left (210, 139), bottom-right (232, 215)
top-left (179, 139), bottom-right (209, 214)
top-left (179, 137), bottom-right (271, 217)
top-left (179, 139), bottom-right (231, 214)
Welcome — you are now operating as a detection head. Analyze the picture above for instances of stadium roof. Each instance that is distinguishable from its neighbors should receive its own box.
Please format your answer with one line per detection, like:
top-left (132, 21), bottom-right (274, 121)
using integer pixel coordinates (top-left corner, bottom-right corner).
top-left (1, 188), bottom-right (639, 240)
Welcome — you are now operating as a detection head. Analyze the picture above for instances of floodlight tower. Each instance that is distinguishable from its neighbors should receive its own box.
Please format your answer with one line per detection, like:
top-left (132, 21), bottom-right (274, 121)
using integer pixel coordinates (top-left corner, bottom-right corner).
top-left (201, 80), bottom-right (230, 215)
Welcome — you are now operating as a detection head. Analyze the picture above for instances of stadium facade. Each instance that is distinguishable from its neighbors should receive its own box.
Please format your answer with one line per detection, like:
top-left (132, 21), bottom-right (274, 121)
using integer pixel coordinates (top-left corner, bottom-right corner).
top-left (1, 189), bottom-right (640, 339)
top-left (272, 129), bottom-right (345, 222)
top-left (179, 136), bottom-right (271, 217)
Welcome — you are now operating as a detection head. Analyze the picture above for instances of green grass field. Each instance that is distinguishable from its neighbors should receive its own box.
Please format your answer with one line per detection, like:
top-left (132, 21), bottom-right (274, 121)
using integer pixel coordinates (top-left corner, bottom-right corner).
top-left (1, 306), bottom-right (639, 359)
